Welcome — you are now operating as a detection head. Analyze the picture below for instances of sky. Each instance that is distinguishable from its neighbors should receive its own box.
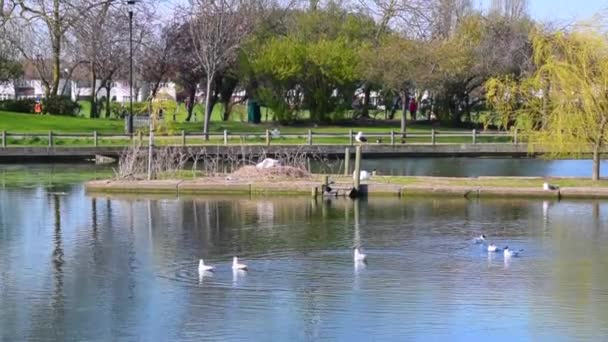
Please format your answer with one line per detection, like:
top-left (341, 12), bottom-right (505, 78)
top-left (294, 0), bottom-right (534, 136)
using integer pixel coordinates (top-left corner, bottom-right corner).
top-left (479, 0), bottom-right (606, 22)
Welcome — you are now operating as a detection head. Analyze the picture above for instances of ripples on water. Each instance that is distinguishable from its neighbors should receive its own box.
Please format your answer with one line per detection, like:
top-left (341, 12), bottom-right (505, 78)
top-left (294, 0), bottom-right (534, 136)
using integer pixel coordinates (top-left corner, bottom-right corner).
top-left (1, 185), bottom-right (608, 341)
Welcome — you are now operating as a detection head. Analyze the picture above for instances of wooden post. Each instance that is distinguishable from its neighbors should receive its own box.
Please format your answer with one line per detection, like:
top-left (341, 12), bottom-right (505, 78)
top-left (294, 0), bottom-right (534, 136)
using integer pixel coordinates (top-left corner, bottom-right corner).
top-left (307, 157), bottom-right (311, 173)
top-left (138, 131), bottom-right (143, 145)
top-left (344, 147), bottom-right (350, 176)
top-left (48, 131), bottom-right (53, 147)
top-left (349, 129), bottom-right (354, 146)
top-left (323, 175), bottom-right (329, 187)
top-left (308, 129), bottom-right (313, 146)
top-left (266, 129), bottom-right (270, 146)
top-left (514, 128), bottom-right (519, 145)
top-left (93, 131), bottom-right (98, 147)
top-left (181, 130), bottom-right (186, 146)
top-left (147, 131), bottom-right (154, 180)
top-left (1, 131), bottom-right (5, 148)
top-left (223, 130), bottom-right (228, 145)
top-left (472, 129), bottom-right (477, 144)
top-left (431, 128), bottom-right (436, 145)
top-left (354, 145), bottom-right (362, 191)
top-left (390, 130), bottom-right (395, 146)
top-left (311, 186), bottom-right (317, 198)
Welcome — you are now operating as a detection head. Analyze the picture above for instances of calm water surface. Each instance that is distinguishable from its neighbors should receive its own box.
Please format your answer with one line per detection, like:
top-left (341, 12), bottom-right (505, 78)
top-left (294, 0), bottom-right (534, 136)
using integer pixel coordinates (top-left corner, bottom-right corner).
top-left (1, 179), bottom-right (608, 341)
top-left (357, 157), bottom-right (608, 177)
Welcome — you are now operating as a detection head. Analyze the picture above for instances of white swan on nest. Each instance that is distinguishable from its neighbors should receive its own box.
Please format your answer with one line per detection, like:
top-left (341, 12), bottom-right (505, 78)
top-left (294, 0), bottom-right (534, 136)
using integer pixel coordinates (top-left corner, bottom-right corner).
top-left (256, 158), bottom-right (280, 169)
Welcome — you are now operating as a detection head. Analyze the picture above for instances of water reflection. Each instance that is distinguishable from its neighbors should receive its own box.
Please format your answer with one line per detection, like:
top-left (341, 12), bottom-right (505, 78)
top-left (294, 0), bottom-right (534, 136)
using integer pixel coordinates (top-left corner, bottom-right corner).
top-left (2, 188), bottom-right (608, 340)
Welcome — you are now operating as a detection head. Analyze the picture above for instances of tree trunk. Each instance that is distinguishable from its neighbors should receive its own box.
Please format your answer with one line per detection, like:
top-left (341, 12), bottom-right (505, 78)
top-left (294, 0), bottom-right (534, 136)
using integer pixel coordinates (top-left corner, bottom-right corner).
top-left (400, 90), bottom-right (408, 134)
top-left (105, 87), bottom-right (111, 118)
top-left (50, 0), bottom-right (61, 97)
top-left (185, 88), bottom-right (196, 122)
top-left (222, 100), bottom-right (231, 121)
top-left (203, 75), bottom-right (213, 140)
top-left (593, 147), bottom-right (601, 181)
top-left (90, 64), bottom-right (96, 118)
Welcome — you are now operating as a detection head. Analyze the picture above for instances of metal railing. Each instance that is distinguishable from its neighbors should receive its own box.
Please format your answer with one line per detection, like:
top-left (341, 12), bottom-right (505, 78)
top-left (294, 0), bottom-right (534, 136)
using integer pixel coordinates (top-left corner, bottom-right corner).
top-left (0, 128), bottom-right (521, 148)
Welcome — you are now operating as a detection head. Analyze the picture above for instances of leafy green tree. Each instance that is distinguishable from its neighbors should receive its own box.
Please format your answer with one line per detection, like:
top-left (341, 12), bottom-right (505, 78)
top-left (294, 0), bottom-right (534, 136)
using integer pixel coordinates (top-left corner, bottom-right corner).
top-left (487, 30), bottom-right (608, 180)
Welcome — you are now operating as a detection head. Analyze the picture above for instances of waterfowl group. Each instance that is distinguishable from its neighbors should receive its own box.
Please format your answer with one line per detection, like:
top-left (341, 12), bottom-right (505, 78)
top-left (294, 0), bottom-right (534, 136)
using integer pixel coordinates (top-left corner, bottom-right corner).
top-left (477, 235), bottom-right (524, 258)
top-left (197, 256), bottom-right (248, 275)
top-left (197, 235), bottom-right (522, 277)
top-left (199, 249), bottom-right (368, 275)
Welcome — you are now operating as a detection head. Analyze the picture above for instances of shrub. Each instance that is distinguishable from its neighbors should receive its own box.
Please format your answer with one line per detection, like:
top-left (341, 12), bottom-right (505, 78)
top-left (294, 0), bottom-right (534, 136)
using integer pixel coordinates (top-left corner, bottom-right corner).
top-left (110, 101), bottom-right (149, 118)
top-left (42, 96), bottom-right (80, 116)
top-left (0, 98), bottom-right (36, 113)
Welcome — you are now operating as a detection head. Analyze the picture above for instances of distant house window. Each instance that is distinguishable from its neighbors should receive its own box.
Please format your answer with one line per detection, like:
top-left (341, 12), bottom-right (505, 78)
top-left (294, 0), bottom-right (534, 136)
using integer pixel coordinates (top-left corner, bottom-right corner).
top-left (0, 94), bottom-right (12, 100)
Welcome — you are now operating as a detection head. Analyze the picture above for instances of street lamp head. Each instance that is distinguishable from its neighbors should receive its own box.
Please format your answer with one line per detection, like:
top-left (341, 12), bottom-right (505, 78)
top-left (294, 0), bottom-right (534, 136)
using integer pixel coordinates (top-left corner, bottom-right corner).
top-left (126, 0), bottom-right (138, 13)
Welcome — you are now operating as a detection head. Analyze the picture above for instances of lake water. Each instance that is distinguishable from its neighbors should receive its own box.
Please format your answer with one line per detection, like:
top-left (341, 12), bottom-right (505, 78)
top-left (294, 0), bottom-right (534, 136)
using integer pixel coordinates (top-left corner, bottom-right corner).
top-left (1, 178), bottom-right (608, 340)
top-left (356, 157), bottom-right (608, 178)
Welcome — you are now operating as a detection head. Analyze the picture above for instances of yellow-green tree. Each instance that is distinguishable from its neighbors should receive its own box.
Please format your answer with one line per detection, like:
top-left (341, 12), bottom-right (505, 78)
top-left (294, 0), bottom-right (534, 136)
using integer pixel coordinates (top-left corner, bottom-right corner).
top-left (487, 29), bottom-right (608, 180)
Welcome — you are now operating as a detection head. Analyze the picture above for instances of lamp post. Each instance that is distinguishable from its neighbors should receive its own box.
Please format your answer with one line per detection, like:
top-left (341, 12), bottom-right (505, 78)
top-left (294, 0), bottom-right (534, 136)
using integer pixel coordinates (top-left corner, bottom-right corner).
top-left (126, 0), bottom-right (136, 134)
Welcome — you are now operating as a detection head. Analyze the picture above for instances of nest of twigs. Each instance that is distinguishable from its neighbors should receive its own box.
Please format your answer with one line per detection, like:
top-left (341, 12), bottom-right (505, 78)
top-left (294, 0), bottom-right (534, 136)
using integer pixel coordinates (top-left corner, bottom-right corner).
top-left (231, 165), bottom-right (311, 180)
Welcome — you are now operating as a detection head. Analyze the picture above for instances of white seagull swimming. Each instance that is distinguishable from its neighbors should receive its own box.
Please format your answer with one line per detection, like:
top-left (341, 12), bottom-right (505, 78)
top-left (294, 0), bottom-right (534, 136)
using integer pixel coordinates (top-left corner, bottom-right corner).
top-left (232, 256), bottom-right (248, 271)
top-left (198, 259), bottom-right (215, 272)
top-left (354, 248), bottom-right (367, 262)
top-left (473, 235), bottom-right (486, 244)
top-left (487, 244), bottom-right (497, 252)
top-left (503, 246), bottom-right (523, 258)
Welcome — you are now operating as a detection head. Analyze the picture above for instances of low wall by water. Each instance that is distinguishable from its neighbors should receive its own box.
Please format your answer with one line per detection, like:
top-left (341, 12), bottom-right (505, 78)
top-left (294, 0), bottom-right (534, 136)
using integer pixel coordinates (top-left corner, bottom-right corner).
top-left (85, 178), bottom-right (608, 200)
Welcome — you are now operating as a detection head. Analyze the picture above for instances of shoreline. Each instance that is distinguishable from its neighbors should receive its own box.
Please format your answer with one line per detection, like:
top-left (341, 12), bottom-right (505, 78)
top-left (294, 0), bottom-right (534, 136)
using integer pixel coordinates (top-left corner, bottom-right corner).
top-left (85, 176), bottom-right (608, 200)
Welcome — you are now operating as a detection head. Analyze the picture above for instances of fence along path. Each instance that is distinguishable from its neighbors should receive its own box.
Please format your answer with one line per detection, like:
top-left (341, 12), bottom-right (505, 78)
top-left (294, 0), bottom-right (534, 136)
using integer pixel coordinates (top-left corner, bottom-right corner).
top-left (0, 128), bottom-right (521, 148)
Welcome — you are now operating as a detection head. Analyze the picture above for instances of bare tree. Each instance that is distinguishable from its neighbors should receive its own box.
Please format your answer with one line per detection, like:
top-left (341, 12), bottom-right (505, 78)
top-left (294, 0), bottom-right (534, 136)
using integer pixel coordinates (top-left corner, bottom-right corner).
top-left (74, 0), bottom-right (115, 117)
top-left (12, 0), bottom-right (117, 97)
top-left (139, 21), bottom-right (178, 100)
top-left (490, 0), bottom-right (528, 20)
top-left (431, 0), bottom-right (473, 39)
top-left (188, 0), bottom-right (255, 138)
top-left (355, 0), bottom-right (433, 40)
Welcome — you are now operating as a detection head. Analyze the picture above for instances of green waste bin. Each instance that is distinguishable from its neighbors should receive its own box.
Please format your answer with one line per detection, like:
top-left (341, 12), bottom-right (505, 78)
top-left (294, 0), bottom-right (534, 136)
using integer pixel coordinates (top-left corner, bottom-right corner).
top-left (247, 100), bottom-right (261, 124)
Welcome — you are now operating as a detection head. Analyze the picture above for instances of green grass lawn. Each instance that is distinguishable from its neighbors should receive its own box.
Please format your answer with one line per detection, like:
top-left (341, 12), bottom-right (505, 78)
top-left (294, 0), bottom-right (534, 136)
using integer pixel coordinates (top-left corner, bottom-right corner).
top-left (0, 108), bottom-right (507, 147)
top-left (0, 111), bottom-right (124, 133)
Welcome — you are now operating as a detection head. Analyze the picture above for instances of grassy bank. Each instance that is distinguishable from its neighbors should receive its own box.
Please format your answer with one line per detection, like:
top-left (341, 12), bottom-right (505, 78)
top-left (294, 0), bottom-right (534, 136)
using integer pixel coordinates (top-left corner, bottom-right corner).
top-left (1, 110), bottom-right (508, 146)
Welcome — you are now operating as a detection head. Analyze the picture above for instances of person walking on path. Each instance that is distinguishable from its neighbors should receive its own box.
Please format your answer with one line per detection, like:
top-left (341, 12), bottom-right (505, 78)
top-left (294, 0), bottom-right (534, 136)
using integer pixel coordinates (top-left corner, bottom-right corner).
top-left (409, 98), bottom-right (418, 121)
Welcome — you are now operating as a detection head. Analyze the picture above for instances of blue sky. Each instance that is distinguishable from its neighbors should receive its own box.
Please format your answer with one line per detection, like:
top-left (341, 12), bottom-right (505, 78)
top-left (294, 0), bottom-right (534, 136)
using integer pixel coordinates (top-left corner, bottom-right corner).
top-left (479, 0), bottom-right (605, 21)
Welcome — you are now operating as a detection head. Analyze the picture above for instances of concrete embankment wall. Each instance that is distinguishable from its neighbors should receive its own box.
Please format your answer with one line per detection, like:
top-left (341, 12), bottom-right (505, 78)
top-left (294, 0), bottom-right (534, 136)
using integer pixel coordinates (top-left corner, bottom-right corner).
top-left (85, 179), bottom-right (608, 200)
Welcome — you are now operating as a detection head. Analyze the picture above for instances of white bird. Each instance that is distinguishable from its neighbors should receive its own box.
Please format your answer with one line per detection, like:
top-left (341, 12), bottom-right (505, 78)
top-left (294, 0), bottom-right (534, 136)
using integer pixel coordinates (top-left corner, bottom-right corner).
top-left (487, 244), bottom-right (497, 252)
top-left (232, 256), bottom-right (248, 271)
top-left (503, 246), bottom-right (523, 258)
top-left (198, 259), bottom-right (215, 272)
top-left (256, 158), bottom-right (281, 169)
top-left (473, 235), bottom-right (486, 244)
top-left (355, 131), bottom-right (367, 143)
top-left (543, 182), bottom-right (559, 191)
top-left (353, 170), bottom-right (371, 181)
top-left (270, 128), bottom-right (281, 138)
top-left (354, 248), bottom-right (367, 262)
